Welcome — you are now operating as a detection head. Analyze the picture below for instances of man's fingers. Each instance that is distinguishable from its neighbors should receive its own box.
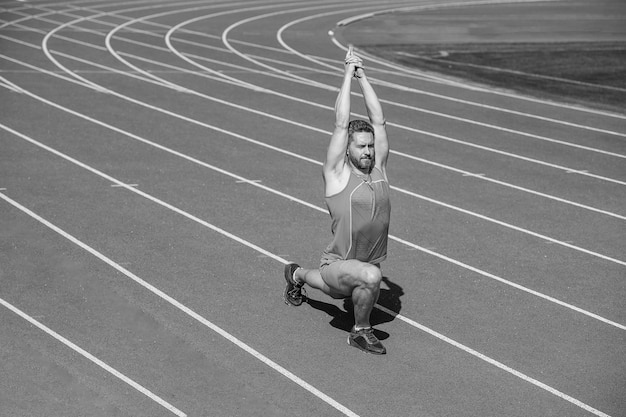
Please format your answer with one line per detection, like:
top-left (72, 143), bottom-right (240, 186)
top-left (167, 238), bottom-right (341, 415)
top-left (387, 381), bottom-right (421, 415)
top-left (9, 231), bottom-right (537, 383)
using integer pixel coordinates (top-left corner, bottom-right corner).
top-left (344, 45), bottom-right (365, 76)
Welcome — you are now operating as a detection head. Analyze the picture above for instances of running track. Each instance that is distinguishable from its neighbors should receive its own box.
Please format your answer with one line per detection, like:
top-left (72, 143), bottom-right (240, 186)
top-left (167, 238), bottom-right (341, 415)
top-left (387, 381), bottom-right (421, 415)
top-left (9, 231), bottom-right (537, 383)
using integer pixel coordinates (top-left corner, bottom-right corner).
top-left (0, 0), bottom-right (624, 416)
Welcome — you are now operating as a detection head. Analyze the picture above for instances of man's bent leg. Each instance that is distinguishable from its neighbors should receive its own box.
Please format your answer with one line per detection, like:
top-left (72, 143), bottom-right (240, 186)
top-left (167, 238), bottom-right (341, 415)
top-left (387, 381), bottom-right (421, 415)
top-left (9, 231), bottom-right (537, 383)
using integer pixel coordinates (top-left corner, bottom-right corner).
top-left (341, 262), bottom-right (382, 329)
top-left (320, 261), bottom-right (383, 325)
top-left (351, 267), bottom-right (381, 329)
top-left (323, 260), bottom-right (385, 355)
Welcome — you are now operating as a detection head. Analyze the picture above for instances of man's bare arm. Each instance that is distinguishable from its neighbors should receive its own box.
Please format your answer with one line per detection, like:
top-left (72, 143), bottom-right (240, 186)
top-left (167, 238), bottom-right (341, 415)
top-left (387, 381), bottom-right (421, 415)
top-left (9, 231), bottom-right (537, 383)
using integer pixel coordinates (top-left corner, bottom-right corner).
top-left (356, 64), bottom-right (389, 174)
top-left (324, 48), bottom-right (361, 179)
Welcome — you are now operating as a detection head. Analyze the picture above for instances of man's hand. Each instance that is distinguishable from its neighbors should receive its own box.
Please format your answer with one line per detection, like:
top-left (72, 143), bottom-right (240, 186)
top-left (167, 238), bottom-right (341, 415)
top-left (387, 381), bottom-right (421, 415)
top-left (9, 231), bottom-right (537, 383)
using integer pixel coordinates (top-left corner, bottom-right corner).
top-left (344, 44), bottom-right (364, 78)
top-left (354, 64), bottom-right (365, 79)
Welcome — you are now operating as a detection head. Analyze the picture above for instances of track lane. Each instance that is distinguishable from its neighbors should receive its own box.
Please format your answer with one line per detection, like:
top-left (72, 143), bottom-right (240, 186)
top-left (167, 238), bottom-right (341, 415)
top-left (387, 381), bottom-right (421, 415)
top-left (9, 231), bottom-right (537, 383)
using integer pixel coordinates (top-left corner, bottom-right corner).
top-left (3, 0), bottom-right (620, 320)
top-left (2, 1), bottom-right (620, 414)
top-left (1, 121), bottom-right (619, 417)
top-left (2, 63), bottom-right (623, 330)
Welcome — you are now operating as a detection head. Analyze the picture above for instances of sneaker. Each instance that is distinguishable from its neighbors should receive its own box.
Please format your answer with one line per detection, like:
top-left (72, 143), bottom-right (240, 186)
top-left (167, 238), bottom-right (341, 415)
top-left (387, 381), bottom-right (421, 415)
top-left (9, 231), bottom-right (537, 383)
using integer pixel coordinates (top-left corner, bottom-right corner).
top-left (347, 327), bottom-right (386, 355)
top-left (283, 263), bottom-right (305, 306)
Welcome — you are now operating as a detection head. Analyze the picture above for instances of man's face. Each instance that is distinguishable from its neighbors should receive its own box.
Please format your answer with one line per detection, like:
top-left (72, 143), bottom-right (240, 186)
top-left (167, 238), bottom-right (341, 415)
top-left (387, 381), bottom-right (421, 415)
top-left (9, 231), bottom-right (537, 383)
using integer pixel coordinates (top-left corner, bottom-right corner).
top-left (348, 131), bottom-right (375, 173)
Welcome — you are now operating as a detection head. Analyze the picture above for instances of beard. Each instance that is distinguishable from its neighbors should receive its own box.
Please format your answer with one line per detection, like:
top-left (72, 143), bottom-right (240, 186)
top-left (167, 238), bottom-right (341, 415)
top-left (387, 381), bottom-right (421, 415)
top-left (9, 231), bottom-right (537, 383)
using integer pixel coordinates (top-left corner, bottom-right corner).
top-left (349, 153), bottom-right (374, 173)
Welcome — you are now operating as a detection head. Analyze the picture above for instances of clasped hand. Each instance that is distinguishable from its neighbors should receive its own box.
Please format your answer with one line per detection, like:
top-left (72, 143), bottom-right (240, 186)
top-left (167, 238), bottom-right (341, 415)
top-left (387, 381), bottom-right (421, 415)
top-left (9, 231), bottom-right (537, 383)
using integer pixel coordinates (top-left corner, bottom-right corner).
top-left (345, 45), bottom-right (365, 78)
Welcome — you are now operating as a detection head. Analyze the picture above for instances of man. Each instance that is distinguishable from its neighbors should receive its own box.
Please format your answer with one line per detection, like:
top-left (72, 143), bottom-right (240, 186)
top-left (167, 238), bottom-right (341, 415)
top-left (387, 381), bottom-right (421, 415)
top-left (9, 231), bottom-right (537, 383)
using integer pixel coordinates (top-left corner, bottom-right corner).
top-left (283, 46), bottom-right (391, 355)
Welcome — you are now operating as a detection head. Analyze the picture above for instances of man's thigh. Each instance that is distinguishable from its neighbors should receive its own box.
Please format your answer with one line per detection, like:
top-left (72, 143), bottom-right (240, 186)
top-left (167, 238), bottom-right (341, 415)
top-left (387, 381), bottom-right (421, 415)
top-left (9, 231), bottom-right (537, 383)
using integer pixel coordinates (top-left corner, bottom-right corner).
top-left (320, 259), bottom-right (380, 298)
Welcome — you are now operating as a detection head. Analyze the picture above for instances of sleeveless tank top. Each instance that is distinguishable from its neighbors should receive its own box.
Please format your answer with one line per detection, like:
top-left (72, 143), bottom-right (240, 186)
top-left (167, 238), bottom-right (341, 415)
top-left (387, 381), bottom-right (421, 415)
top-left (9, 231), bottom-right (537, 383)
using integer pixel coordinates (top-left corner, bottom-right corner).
top-left (321, 166), bottom-right (391, 266)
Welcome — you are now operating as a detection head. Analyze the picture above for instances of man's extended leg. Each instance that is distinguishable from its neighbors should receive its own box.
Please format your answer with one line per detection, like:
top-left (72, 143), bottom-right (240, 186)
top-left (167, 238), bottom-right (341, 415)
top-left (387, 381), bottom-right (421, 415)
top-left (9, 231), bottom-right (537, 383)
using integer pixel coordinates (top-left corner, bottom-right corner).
top-left (284, 263), bottom-right (349, 306)
top-left (295, 267), bottom-right (349, 299)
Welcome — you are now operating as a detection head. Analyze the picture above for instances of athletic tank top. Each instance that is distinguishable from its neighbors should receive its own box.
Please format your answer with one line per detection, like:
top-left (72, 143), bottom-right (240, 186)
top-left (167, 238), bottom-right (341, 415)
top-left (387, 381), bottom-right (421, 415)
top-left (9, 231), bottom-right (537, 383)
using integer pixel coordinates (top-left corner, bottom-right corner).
top-left (321, 167), bottom-right (391, 266)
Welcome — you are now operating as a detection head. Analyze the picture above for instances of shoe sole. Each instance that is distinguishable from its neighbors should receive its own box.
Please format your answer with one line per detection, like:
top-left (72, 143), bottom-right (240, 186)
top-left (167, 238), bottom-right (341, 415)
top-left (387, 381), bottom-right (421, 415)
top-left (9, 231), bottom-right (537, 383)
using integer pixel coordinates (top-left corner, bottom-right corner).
top-left (283, 263), bottom-right (303, 307)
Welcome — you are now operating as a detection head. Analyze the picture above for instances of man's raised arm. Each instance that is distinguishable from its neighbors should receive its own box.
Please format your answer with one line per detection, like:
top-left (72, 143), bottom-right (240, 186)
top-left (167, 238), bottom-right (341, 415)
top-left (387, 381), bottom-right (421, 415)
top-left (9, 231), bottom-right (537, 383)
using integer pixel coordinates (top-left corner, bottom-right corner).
top-left (356, 65), bottom-right (389, 174)
top-left (323, 48), bottom-right (361, 181)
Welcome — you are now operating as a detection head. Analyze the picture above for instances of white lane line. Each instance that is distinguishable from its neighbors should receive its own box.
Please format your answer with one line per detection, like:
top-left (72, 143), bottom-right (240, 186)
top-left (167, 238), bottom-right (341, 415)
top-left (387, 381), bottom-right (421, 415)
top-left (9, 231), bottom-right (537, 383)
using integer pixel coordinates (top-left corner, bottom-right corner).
top-left (14, 0), bottom-right (626, 129)
top-left (388, 234), bottom-right (626, 331)
top-left (5, 0), bottom-right (625, 312)
top-left (29, 0), bottom-right (621, 159)
top-left (16, 0), bottom-right (625, 125)
top-left (0, 169), bottom-right (613, 417)
top-left (218, 2), bottom-right (626, 149)
top-left (42, 34), bottom-right (626, 220)
top-left (28, 5), bottom-right (626, 234)
top-left (1, 82), bottom-right (623, 330)
top-left (0, 74), bottom-right (25, 93)
top-left (24, 41), bottom-right (626, 265)
top-left (374, 303), bottom-right (611, 417)
top-left (0, 192), bottom-right (360, 417)
top-left (6, 9), bottom-right (626, 184)
top-left (329, 0), bottom-right (626, 121)
top-left (170, 27), bottom-right (626, 177)
top-left (0, 295), bottom-right (187, 417)
top-left (218, 0), bottom-right (626, 138)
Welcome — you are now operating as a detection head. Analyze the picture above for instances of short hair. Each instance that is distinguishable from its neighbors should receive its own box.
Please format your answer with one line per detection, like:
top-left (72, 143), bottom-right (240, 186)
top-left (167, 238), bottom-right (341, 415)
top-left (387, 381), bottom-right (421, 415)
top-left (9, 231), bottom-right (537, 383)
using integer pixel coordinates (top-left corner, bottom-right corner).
top-left (348, 119), bottom-right (374, 143)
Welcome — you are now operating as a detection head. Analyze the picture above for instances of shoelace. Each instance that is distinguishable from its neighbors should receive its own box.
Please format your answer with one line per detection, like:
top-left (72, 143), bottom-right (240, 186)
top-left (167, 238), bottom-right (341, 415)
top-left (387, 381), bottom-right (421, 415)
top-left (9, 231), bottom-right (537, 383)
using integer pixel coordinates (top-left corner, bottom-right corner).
top-left (288, 286), bottom-right (306, 300)
top-left (359, 328), bottom-right (378, 344)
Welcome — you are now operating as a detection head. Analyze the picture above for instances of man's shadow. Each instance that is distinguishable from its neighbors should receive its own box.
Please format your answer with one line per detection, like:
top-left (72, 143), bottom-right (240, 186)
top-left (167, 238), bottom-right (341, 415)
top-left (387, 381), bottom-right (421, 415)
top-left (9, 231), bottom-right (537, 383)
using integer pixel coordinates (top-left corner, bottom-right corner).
top-left (304, 276), bottom-right (403, 340)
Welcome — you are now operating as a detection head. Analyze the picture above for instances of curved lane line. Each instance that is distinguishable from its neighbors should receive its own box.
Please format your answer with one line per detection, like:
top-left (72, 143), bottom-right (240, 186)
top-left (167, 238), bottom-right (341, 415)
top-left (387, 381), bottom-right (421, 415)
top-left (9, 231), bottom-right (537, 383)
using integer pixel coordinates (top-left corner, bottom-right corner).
top-left (219, 2), bottom-right (626, 158)
top-left (275, 5), bottom-right (626, 140)
top-left (168, 7), bottom-right (626, 179)
top-left (34, 40), bottom-right (626, 265)
top-left (0, 81), bottom-right (623, 332)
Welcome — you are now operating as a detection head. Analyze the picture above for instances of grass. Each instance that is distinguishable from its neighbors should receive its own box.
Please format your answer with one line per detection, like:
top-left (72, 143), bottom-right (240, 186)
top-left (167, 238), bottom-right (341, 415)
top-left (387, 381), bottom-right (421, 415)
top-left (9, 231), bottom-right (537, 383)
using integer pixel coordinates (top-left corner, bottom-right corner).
top-left (362, 42), bottom-right (626, 114)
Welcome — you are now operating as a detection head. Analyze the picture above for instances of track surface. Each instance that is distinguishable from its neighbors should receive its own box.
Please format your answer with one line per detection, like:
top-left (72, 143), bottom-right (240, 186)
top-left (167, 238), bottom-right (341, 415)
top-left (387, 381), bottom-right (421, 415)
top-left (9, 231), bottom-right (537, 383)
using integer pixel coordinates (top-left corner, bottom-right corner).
top-left (1, 1), bottom-right (625, 416)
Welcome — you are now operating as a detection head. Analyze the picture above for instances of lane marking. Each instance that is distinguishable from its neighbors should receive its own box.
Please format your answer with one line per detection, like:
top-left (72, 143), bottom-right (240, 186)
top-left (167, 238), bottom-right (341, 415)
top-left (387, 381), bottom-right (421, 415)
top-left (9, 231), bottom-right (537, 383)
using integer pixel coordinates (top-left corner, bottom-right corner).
top-left (0, 295), bottom-right (186, 417)
top-left (0, 191), bottom-right (359, 417)
top-left (328, 0), bottom-right (626, 121)
top-left (4, 10), bottom-right (626, 193)
top-left (38, 0), bottom-right (619, 155)
top-left (4, 8), bottom-right (626, 310)
top-left (1, 4), bottom-right (620, 416)
top-left (0, 183), bottom-right (612, 417)
top-left (9, 0), bottom-right (626, 125)
top-left (2, 45), bottom-right (625, 221)
top-left (32, 41), bottom-right (626, 265)
top-left (375, 303), bottom-right (612, 417)
top-left (1, 89), bottom-right (623, 329)
top-left (27, 29), bottom-right (626, 248)
top-left (0, 75), bottom-right (25, 93)
top-left (243, 5), bottom-right (626, 149)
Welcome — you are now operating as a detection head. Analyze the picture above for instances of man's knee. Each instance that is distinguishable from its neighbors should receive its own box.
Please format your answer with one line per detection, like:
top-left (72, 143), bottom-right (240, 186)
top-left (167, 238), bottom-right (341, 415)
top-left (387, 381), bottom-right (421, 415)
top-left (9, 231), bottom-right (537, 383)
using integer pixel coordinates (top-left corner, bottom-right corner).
top-left (357, 264), bottom-right (382, 288)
